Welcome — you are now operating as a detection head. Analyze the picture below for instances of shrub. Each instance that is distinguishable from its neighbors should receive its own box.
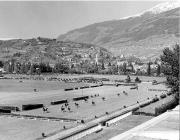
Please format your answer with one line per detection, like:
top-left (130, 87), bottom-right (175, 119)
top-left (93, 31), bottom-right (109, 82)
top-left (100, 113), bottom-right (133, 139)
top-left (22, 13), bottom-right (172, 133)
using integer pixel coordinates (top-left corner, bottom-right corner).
top-left (155, 97), bottom-right (178, 115)
top-left (151, 97), bottom-right (159, 103)
top-left (160, 94), bottom-right (166, 99)
top-left (134, 95), bottom-right (178, 116)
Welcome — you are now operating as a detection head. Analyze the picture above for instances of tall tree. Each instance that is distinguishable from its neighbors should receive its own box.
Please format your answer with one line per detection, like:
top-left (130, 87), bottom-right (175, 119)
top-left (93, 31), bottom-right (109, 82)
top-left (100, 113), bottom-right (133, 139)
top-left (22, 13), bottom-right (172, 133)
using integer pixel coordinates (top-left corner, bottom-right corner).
top-left (101, 61), bottom-right (105, 70)
top-left (122, 62), bottom-right (127, 74)
top-left (160, 44), bottom-right (179, 100)
top-left (0, 61), bottom-right (3, 67)
top-left (147, 62), bottom-right (151, 76)
top-left (156, 64), bottom-right (161, 76)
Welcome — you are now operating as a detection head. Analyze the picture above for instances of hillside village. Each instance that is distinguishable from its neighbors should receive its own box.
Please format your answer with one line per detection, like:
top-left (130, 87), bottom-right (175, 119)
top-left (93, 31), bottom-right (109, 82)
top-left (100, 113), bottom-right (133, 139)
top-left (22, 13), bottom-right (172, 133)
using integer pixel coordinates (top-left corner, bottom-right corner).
top-left (0, 37), bottom-right (163, 76)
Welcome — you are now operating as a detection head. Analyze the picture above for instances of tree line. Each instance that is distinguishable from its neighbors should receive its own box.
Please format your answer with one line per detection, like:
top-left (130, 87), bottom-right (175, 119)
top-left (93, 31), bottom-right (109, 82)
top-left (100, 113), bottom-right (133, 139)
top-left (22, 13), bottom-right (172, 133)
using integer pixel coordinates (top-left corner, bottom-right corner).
top-left (0, 44), bottom-right (178, 76)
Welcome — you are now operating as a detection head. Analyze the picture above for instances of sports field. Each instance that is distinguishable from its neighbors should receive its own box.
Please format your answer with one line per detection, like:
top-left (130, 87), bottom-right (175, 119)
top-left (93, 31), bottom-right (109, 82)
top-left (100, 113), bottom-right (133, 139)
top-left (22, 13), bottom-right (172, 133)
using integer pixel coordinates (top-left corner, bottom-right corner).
top-left (0, 75), bottom-right (168, 140)
top-left (17, 83), bottom-right (168, 120)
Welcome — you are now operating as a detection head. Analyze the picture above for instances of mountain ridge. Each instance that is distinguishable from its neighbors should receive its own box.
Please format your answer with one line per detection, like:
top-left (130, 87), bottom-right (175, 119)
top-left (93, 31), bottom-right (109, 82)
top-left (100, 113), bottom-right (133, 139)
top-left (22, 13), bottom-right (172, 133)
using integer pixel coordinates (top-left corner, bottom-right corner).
top-left (57, 4), bottom-right (180, 61)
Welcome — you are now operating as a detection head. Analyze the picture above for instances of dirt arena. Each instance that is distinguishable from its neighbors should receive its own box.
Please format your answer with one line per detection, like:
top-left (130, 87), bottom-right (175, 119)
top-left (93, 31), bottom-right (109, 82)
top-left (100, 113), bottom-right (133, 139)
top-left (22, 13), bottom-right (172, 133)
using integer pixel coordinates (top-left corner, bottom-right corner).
top-left (0, 75), bottom-right (168, 140)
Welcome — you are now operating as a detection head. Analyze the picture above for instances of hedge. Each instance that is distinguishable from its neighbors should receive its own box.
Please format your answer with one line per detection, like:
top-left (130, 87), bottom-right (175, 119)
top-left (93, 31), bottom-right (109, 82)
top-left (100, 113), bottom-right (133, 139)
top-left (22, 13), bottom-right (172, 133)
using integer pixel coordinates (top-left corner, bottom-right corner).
top-left (73, 96), bottom-right (89, 101)
top-left (91, 85), bottom-right (99, 88)
top-left (155, 98), bottom-right (178, 115)
top-left (51, 100), bottom-right (68, 105)
top-left (0, 109), bottom-right (11, 113)
top-left (133, 95), bottom-right (178, 116)
top-left (0, 106), bottom-right (20, 111)
top-left (64, 88), bottom-right (74, 91)
top-left (22, 104), bottom-right (44, 111)
top-left (151, 97), bottom-right (159, 103)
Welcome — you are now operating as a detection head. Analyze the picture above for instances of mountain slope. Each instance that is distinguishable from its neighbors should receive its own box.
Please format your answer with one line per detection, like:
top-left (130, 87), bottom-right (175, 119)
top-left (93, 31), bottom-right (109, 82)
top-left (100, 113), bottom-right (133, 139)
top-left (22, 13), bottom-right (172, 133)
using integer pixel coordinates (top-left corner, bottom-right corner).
top-left (57, 3), bottom-right (180, 61)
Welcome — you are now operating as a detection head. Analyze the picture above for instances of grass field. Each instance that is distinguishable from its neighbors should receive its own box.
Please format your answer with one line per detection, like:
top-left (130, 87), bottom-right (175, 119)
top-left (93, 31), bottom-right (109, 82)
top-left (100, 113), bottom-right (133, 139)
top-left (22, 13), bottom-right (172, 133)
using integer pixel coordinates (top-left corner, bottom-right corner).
top-left (16, 82), bottom-right (168, 120)
top-left (0, 79), bottom-right (92, 106)
top-left (0, 75), bottom-right (168, 140)
top-left (0, 116), bottom-right (77, 140)
top-left (0, 79), bottom-right (89, 92)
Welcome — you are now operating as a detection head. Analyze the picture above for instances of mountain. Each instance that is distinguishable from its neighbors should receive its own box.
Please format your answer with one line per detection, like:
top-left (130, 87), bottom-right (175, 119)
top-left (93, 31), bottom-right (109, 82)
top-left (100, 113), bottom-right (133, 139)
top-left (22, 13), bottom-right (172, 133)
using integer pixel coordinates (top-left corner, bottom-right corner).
top-left (145, 1), bottom-right (180, 14)
top-left (57, 2), bottom-right (180, 61)
top-left (0, 37), bottom-right (112, 64)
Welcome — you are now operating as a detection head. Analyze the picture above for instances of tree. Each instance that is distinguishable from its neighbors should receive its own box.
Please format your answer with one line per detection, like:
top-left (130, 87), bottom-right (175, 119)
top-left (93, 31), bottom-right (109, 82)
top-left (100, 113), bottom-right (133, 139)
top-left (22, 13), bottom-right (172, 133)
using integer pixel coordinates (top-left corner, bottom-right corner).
top-left (0, 61), bottom-right (3, 67)
top-left (147, 62), bottom-right (151, 76)
top-left (25, 62), bottom-right (31, 74)
top-left (54, 62), bottom-right (69, 73)
top-left (126, 75), bottom-right (131, 82)
top-left (30, 64), bottom-right (35, 74)
top-left (20, 63), bottom-right (26, 74)
top-left (160, 44), bottom-right (179, 100)
top-left (156, 64), bottom-right (161, 76)
top-left (129, 62), bottom-right (134, 72)
top-left (122, 62), bottom-right (127, 74)
top-left (101, 61), bottom-right (105, 70)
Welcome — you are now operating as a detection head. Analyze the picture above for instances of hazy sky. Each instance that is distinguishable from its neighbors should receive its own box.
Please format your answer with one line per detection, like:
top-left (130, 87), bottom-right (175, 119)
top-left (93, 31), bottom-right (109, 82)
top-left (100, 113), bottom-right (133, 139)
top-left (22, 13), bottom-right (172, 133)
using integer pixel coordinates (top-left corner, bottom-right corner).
top-left (0, 1), bottom-right (164, 39)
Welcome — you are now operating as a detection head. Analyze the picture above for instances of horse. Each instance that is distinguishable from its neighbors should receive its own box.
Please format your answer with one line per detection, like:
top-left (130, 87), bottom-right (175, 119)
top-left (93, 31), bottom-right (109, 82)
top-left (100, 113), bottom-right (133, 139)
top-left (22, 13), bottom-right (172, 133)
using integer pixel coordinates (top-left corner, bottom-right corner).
top-left (42, 106), bottom-right (48, 113)
top-left (68, 107), bottom-right (71, 112)
top-left (61, 106), bottom-right (65, 112)
top-left (92, 101), bottom-right (95, 105)
top-left (102, 97), bottom-right (106, 101)
top-left (75, 103), bottom-right (79, 108)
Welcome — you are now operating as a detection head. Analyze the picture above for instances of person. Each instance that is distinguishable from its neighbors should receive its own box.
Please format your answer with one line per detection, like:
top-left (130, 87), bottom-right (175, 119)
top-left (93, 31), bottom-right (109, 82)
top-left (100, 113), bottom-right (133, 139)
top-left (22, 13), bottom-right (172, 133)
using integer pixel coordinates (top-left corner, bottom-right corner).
top-left (84, 98), bottom-right (88, 102)
top-left (61, 106), bottom-right (65, 112)
top-left (123, 91), bottom-right (128, 95)
top-left (75, 103), bottom-right (79, 108)
top-left (42, 133), bottom-right (46, 137)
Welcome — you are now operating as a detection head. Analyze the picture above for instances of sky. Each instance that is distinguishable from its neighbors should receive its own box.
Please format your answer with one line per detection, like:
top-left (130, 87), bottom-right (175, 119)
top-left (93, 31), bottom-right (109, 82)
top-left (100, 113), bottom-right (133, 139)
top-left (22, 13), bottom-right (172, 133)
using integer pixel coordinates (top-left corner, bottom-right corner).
top-left (0, 1), bottom-right (166, 39)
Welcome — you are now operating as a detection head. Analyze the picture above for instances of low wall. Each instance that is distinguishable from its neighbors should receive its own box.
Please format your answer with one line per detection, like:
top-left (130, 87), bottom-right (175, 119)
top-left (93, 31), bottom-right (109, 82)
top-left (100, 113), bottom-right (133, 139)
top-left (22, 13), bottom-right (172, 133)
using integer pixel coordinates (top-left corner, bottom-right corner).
top-left (61, 124), bottom-right (102, 140)
top-left (0, 113), bottom-right (77, 122)
top-left (105, 112), bottom-right (132, 127)
top-left (42, 97), bottom-right (158, 140)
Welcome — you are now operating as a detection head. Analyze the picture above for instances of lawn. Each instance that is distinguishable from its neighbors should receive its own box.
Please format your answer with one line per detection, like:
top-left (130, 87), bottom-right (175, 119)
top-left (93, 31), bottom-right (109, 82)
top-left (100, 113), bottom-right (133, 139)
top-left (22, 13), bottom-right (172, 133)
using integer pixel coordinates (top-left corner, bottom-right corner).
top-left (0, 116), bottom-right (76, 140)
